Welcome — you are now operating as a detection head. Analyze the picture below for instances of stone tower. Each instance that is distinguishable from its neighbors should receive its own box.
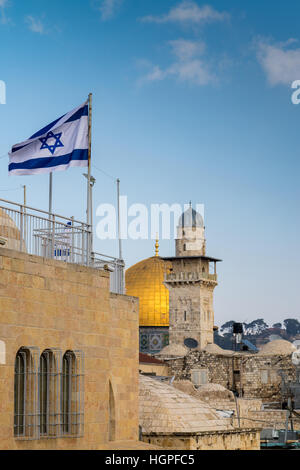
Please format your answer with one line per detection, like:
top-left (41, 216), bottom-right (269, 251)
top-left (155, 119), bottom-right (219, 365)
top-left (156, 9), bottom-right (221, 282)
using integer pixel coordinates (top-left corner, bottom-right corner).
top-left (176, 203), bottom-right (206, 257)
top-left (163, 206), bottom-right (221, 350)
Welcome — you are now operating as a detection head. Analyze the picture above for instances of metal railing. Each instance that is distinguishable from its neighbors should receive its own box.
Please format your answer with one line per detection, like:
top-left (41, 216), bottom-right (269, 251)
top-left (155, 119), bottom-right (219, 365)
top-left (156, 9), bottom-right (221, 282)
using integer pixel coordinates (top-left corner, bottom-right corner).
top-left (164, 271), bottom-right (217, 283)
top-left (92, 251), bottom-right (125, 295)
top-left (0, 198), bottom-right (124, 294)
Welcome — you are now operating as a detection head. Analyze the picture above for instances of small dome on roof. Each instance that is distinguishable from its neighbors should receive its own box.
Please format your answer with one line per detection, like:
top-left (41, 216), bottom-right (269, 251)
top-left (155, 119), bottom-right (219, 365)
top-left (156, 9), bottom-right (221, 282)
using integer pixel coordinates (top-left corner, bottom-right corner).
top-left (258, 340), bottom-right (296, 356)
top-left (178, 205), bottom-right (204, 228)
top-left (156, 343), bottom-right (188, 357)
top-left (0, 208), bottom-right (26, 252)
top-left (203, 343), bottom-right (234, 356)
top-left (139, 375), bottom-right (233, 434)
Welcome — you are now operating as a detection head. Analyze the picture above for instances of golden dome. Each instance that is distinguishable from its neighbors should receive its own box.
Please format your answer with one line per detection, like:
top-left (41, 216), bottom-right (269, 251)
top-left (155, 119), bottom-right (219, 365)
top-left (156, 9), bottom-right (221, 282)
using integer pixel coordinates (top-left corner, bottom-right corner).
top-left (125, 244), bottom-right (171, 327)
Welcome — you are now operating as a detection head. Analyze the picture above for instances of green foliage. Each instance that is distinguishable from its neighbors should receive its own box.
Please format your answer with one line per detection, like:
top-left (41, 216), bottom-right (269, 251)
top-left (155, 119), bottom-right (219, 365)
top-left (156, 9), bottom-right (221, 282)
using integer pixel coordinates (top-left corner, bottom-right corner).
top-left (283, 319), bottom-right (300, 337)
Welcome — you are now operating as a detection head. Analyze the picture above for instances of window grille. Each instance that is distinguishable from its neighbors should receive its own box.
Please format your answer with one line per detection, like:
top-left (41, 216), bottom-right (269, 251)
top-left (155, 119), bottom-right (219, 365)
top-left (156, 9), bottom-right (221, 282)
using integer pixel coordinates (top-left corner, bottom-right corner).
top-left (39, 349), bottom-right (62, 438)
top-left (14, 347), bottom-right (40, 440)
top-left (191, 369), bottom-right (208, 386)
top-left (14, 347), bottom-right (84, 440)
top-left (61, 350), bottom-right (84, 437)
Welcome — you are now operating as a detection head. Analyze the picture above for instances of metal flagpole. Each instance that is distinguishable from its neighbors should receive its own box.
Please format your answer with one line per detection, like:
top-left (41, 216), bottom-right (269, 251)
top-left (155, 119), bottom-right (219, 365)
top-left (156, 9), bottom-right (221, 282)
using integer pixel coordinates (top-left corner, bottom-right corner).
top-left (116, 178), bottom-right (125, 294)
top-left (87, 93), bottom-right (92, 265)
top-left (23, 185), bottom-right (27, 207)
top-left (23, 185), bottom-right (27, 248)
top-left (48, 172), bottom-right (53, 259)
top-left (49, 172), bottom-right (53, 214)
top-left (117, 178), bottom-right (122, 261)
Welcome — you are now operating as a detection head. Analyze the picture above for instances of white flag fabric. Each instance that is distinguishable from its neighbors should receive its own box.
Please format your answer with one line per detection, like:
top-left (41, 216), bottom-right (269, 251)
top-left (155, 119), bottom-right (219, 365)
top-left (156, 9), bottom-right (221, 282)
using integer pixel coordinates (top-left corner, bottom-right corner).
top-left (9, 101), bottom-right (89, 175)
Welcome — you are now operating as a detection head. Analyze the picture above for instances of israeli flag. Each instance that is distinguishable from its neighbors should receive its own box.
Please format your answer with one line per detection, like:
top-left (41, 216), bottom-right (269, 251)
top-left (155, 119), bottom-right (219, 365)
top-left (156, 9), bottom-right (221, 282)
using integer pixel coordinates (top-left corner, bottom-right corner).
top-left (9, 101), bottom-right (89, 175)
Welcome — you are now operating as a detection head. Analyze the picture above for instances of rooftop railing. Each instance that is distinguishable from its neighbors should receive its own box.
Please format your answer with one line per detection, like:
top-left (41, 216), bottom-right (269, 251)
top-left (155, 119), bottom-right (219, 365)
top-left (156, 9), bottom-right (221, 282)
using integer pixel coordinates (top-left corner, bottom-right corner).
top-left (0, 198), bottom-right (124, 294)
top-left (164, 271), bottom-right (217, 283)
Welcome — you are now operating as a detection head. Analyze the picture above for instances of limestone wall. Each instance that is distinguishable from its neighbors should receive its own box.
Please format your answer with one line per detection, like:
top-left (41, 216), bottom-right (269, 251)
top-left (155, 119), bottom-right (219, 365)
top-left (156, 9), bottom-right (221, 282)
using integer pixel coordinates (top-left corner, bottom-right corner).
top-left (248, 410), bottom-right (300, 431)
top-left (0, 247), bottom-right (139, 449)
top-left (143, 429), bottom-right (260, 450)
top-left (166, 350), bottom-right (296, 402)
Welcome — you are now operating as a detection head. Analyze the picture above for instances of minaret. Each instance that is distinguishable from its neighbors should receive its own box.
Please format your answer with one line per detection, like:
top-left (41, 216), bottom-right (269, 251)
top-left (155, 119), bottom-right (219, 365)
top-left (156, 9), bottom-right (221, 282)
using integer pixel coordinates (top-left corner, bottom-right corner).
top-left (163, 205), bottom-right (221, 350)
top-left (176, 203), bottom-right (206, 257)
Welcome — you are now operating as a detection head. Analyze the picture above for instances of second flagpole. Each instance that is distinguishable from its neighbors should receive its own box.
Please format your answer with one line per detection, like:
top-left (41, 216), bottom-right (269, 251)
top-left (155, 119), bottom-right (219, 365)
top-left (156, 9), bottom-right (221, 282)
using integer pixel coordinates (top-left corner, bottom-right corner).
top-left (87, 93), bottom-right (93, 264)
top-left (49, 172), bottom-right (53, 214)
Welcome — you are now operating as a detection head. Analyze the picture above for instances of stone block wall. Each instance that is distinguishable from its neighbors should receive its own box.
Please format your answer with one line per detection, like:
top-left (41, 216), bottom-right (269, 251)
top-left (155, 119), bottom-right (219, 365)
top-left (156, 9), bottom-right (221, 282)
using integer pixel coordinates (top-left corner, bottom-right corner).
top-left (143, 429), bottom-right (260, 450)
top-left (0, 247), bottom-right (139, 449)
top-left (165, 351), bottom-right (296, 403)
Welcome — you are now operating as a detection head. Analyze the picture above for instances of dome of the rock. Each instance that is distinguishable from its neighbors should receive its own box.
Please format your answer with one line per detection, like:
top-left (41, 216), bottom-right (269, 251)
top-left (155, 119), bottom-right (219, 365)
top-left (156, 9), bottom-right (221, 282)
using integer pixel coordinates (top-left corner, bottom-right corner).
top-left (125, 248), bottom-right (171, 327)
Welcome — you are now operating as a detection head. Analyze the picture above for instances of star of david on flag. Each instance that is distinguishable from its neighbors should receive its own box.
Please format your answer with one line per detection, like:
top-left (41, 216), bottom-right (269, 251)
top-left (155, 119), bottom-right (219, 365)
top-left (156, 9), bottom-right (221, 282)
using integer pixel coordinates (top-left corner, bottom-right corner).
top-left (39, 131), bottom-right (64, 155)
top-left (8, 100), bottom-right (89, 175)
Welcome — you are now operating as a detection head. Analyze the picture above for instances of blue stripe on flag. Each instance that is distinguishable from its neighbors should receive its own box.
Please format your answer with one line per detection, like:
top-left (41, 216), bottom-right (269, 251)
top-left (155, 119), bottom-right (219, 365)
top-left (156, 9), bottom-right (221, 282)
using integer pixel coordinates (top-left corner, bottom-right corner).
top-left (9, 149), bottom-right (88, 172)
top-left (30, 113), bottom-right (66, 139)
top-left (65, 105), bottom-right (88, 123)
top-left (11, 142), bottom-right (32, 154)
top-left (11, 105), bottom-right (88, 154)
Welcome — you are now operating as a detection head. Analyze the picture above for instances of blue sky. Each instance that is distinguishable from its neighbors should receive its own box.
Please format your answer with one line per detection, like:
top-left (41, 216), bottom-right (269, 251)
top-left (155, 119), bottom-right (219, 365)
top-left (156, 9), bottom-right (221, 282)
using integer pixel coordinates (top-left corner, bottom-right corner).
top-left (0, 0), bottom-right (299, 326)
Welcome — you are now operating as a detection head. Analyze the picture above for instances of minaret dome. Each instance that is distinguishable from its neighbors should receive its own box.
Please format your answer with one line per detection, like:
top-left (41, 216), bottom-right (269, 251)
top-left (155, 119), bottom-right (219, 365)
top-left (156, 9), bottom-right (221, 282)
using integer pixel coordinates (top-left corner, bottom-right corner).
top-left (176, 204), bottom-right (206, 256)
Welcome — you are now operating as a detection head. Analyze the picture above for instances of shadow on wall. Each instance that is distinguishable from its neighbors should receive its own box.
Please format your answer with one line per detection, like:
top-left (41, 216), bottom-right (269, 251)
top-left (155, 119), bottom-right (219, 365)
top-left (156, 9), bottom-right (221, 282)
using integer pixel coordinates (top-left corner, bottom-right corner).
top-left (109, 381), bottom-right (116, 442)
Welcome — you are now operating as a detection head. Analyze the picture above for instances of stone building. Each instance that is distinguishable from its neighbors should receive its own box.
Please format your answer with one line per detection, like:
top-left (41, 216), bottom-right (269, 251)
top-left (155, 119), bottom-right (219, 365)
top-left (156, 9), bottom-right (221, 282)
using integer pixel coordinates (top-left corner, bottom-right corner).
top-left (139, 375), bottom-right (260, 450)
top-left (158, 340), bottom-right (298, 404)
top-left (0, 246), bottom-right (141, 449)
top-left (171, 380), bottom-right (264, 430)
top-left (163, 205), bottom-right (221, 350)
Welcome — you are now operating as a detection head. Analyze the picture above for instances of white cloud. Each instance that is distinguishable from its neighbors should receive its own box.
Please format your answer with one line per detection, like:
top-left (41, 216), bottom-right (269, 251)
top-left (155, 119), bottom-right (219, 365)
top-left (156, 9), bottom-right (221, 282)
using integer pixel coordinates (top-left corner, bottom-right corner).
top-left (97, 0), bottom-right (123, 21)
top-left (169, 38), bottom-right (206, 60)
top-left (25, 15), bottom-right (45, 34)
top-left (139, 39), bottom-right (215, 86)
top-left (168, 59), bottom-right (214, 85)
top-left (0, 0), bottom-right (9, 24)
top-left (141, 1), bottom-right (229, 25)
top-left (257, 38), bottom-right (300, 86)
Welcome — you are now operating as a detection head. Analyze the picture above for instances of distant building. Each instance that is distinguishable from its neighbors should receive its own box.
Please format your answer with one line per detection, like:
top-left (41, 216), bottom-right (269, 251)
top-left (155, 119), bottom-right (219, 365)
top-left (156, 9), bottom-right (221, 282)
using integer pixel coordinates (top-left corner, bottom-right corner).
top-left (158, 340), bottom-right (298, 405)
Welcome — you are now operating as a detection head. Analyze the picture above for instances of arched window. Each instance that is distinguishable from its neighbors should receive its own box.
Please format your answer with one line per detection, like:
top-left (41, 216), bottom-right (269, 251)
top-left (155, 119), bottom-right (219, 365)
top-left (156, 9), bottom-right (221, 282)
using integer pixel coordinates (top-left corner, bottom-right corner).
top-left (62, 350), bottom-right (84, 437)
top-left (14, 347), bottom-right (39, 439)
top-left (39, 349), bottom-right (61, 437)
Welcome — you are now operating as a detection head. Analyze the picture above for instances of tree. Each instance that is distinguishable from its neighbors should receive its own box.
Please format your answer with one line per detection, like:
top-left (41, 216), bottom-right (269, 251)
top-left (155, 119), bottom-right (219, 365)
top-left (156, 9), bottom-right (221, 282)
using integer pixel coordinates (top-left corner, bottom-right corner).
top-left (220, 321), bottom-right (235, 335)
top-left (273, 323), bottom-right (282, 329)
top-left (243, 319), bottom-right (269, 336)
top-left (283, 319), bottom-right (300, 337)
